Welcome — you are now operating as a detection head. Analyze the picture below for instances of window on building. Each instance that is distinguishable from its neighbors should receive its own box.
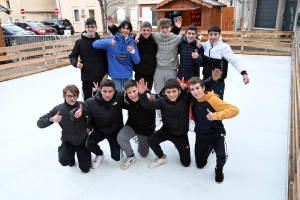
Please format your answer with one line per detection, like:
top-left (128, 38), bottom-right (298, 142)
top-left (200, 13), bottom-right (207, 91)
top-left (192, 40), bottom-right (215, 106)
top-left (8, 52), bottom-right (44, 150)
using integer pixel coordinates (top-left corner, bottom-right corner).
top-left (117, 7), bottom-right (125, 23)
top-left (73, 8), bottom-right (80, 23)
top-left (87, 7), bottom-right (95, 19)
top-left (152, 11), bottom-right (157, 26)
top-left (6, 1), bottom-right (10, 9)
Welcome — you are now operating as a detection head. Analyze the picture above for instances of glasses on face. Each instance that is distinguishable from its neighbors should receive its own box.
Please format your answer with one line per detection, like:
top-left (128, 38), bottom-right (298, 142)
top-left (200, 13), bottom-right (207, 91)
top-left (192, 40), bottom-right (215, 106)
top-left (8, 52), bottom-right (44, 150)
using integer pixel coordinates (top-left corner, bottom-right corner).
top-left (86, 26), bottom-right (96, 29)
top-left (65, 95), bottom-right (78, 99)
top-left (160, 26), bottom-right (170, 30)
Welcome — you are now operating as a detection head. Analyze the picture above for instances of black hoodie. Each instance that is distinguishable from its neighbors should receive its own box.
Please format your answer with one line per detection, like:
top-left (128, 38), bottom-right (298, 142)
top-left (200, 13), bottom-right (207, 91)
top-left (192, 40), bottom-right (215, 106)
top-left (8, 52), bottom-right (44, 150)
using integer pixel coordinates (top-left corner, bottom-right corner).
top-left (69, 31), bottom-right (108, 81)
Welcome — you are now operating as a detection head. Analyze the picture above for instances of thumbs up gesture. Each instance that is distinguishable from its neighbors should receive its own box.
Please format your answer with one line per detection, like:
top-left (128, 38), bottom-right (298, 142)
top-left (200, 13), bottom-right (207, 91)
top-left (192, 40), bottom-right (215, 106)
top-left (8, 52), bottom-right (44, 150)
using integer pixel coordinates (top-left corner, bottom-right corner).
top-left (110, 36), bottom-right (117, 46)
top-left (74, 104), bottom-right (83, 118)
top-left (77, 59), bottom-right (83, 69)
top-left (53, 111), bottom-right (62, 123)
top-left (192, 49), bottom-right (199, 59)
top-left (127, 43), bottom-right (134, 52)
top-left (206, 108), bottom-right (215, 121)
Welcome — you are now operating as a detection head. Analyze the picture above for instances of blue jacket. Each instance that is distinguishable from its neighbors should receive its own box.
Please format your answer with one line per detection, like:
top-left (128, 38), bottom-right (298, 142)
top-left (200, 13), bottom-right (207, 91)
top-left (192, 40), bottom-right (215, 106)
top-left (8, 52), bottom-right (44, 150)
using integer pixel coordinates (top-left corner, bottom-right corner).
top-left (92, 32), bottom-right (140, 79)
top-left (177, 35), bottom-right (203, 80)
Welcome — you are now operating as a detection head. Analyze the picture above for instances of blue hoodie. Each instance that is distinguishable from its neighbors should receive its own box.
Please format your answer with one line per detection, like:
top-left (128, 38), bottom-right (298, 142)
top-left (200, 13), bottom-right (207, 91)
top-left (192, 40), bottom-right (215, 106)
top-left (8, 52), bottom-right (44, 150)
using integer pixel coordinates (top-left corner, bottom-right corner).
top-left (92, 32), bottom-right (140, 79)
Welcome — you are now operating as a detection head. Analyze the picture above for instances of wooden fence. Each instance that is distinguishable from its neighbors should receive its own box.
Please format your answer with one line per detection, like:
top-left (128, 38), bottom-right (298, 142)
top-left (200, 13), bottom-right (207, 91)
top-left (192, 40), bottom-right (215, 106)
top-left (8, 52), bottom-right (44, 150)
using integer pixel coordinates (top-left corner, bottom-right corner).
top-left (289, 31), bottom-right (300, 200)
top-left (0, 30), bottom-right (294, 82)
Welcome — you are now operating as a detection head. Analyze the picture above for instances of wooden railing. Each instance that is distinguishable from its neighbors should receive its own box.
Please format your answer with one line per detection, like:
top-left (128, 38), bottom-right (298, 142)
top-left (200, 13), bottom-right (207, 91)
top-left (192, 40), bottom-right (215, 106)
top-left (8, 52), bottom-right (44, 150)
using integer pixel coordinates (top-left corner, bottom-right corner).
top-left (0, 31), bottom-right (294, 82)
top-left (289, 31), bottom-right (300, 200)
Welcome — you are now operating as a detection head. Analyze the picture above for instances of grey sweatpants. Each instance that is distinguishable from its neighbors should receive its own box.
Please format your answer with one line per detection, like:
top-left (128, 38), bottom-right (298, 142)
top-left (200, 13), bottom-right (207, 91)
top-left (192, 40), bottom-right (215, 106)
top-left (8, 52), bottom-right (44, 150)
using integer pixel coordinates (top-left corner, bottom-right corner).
top-left (153, 68), bottom-right (177, 117)
top-left (117, 125), bottom-right (150, 157)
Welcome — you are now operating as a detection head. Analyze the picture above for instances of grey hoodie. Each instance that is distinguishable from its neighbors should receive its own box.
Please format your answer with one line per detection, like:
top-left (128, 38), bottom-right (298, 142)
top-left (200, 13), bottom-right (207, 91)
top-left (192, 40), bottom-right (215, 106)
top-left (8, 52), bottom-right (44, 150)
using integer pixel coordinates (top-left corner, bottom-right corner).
top-left (152, 32), bottom-right (182, 70)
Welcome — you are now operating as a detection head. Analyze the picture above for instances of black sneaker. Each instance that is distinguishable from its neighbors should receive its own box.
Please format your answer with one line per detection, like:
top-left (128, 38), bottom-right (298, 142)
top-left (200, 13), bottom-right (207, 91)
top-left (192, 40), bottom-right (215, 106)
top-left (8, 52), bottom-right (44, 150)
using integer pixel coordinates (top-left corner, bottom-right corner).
top-left (215, 169), bottom-right (224, 183)
top-left (69, 156), bottom-right (75, 167)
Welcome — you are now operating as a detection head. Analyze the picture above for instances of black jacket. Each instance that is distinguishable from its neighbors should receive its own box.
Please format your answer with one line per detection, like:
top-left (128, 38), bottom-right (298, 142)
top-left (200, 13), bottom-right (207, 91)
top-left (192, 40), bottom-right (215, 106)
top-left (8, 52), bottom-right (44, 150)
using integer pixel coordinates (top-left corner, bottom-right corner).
top-left (69, 32), bottom-right (108, 81)
top-left (177, 36), bottom-right (204, 80)
top-left (203, 55), bottom-right (228, 82)
top-left (37, 101), bottom-right (88, 146)
top-left (70, 90), bottom-right (124, 136)
top-left (138, 77), bottom-right (217, 136)
top-left (123, 93), bottom-right (156, 136)
top-left (108, 25), bottom-right (181, 76)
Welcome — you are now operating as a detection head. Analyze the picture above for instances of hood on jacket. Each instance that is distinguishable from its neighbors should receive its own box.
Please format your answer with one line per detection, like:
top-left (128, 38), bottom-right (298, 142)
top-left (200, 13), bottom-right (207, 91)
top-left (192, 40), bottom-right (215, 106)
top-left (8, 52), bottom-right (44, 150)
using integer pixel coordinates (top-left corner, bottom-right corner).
top-left (197, 91), bottom-right (219, 102)
top-left (182, 35), bottom-right (197, 44)
top-left (81, 31), bottom-right (100, 40)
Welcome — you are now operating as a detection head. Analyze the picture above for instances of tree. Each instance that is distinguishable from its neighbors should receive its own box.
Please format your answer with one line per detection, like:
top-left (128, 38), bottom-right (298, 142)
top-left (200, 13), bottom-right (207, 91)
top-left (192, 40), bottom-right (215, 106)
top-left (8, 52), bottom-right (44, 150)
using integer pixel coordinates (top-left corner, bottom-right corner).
top-left (98, 0), bottom-right (136, 34)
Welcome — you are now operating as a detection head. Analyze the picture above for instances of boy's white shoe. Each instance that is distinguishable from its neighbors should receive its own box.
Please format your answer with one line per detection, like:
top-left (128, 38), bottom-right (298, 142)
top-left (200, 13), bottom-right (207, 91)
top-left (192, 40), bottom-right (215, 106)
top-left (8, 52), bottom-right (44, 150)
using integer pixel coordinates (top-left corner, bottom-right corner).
top-left (189, 120), bottom-right (195, 132)
top-left (132, 136), bottom-right (139, 143)
top-left (148, 156), bottom-right (168, 169)
top-left (155, 116), bottom-right (162, 126)
top-left (92, 154), bottom-right (104, 169)
top-left (121, 156), bottom-right (137, 170)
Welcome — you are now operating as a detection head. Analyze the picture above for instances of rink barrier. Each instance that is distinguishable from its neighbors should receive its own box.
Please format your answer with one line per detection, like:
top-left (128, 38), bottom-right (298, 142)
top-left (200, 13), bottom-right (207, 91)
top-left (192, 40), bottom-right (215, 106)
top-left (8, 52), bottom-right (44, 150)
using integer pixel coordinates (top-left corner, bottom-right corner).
top-left (289, 31), bottom-right (300, 200)
top-left (0, 30), bottom-right (294, 82)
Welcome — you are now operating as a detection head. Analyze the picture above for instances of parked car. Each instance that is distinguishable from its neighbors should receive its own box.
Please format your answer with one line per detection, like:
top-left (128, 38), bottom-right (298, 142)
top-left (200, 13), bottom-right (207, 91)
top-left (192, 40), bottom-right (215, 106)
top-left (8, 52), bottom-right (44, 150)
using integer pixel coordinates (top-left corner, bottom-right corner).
top-left (14, 21), bottom-right (57, 35)
top-left (41, 19), bottom-right (74, 35)
top-left (1, 24), bottom-right (36, 35)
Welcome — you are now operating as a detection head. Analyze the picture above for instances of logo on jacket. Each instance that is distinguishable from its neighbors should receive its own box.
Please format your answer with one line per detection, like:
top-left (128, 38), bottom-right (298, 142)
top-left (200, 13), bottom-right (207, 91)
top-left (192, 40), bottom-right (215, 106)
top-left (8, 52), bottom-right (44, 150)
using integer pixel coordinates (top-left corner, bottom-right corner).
top-left (116, 54), bottom-right (128, 58)
top-left (113, 102), bottom-right (117, 105)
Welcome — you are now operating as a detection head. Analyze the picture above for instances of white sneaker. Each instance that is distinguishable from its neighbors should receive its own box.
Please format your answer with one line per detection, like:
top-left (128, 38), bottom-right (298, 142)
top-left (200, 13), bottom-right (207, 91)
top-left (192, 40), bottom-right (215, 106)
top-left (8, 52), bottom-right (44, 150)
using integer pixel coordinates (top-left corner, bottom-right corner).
top-left (121, 156), bottom-right (137, 170)
top-left (155, 116), bottom-right (162, 126)
top-left (189, 120), bottom-right (195, 132)
top-left (132, 136), bottom-right (139, 143)
top-left (148, 156), bottom-right (168, 169)
top-left (92, 154), bottom-right (104, 169)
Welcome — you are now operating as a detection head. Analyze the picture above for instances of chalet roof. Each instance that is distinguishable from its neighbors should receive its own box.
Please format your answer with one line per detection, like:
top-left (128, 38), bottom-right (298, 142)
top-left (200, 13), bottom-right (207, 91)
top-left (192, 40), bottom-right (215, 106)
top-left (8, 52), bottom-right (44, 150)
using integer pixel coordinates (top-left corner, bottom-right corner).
top-left (0, 5), bottom-right (11, 14)
top-left (151, 0), bottom-right (227, 11)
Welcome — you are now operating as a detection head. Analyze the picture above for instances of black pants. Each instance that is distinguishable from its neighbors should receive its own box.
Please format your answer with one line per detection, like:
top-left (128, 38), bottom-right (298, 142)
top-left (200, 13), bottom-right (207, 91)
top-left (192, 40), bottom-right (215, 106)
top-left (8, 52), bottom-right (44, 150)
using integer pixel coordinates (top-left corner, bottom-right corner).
top-left (135, 73), bottom-right (154, 91)
top-left (147, 127), bottom-right (191, 167)
top-left (86, 129), bottom-right (120, 161)
top-left (195, 135), bottom-right (227, 171)
top-left (82, 80), bottom-right (101, 101)
top-left (58, 143), bottom-right (91, 173)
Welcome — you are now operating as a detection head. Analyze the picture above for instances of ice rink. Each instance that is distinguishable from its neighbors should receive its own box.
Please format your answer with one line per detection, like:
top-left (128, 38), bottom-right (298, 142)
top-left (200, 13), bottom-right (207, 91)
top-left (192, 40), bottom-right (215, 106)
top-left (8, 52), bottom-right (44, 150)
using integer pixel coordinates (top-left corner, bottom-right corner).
top-left (0, 54), bottom-right (291, 200)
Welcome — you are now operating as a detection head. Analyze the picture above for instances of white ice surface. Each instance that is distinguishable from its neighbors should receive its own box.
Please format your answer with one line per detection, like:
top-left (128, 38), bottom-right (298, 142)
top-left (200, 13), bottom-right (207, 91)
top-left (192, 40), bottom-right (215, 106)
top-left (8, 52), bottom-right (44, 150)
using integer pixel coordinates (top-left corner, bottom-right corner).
top-left (0, 54), bottom-right (291, 200)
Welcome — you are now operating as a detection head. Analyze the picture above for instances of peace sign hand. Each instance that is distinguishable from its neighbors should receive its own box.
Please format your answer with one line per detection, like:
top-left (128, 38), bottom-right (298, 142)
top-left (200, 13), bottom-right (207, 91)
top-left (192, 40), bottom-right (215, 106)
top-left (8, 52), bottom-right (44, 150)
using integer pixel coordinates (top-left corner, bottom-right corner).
top-left (107, 15), bottom-right (114, 28)
top-left (178, 77), bottom-right (187, 90)
top-left (92, 82), bottom-right (99, 93)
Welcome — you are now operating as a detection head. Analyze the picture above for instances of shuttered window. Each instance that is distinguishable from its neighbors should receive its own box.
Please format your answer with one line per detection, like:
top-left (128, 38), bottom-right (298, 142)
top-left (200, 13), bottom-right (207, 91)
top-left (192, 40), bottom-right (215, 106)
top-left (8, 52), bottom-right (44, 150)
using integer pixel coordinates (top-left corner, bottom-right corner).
top-left (254, 0), bottom-right (279, 29)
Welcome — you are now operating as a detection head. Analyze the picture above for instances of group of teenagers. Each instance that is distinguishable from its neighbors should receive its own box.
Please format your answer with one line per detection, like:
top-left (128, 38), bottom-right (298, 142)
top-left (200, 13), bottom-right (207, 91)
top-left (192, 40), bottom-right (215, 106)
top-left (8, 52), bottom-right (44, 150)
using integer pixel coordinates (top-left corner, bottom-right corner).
top-left (37, 16), bottom-right (250, 183)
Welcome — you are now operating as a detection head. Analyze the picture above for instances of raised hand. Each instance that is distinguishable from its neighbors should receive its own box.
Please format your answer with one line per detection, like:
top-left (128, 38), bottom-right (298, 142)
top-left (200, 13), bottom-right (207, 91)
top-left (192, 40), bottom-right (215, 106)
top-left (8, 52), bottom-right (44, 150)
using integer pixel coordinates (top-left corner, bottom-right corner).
top-left (52, 111), bottom-right (62, 123)
top-left (243, 74), bottom-right (250, 85)
top-left (135, 35), bottom-right (140, 44)
top-left (107, 15), bottom-right (114, 28)
top-left (127, 43), bottom-right (134, 52)
top-left (206, 108), bottom-right (215, 121)
top-left (102, 73), bottom-right (108, 81)
top-left (74, 104), bottom-right (82, 118)
top-left (92, 82), bottom-right (99, 93)
top-left (178, 77), bottom-right (187, 90)
top-left (174, 16), bottom-right (182, 28)
top-left (196, 39), bottom-right (202, 48)
top-left (192, 49), bottom-right (199, 59)
top-left (77, 59), bottom-right (83, 69)
top-left (110, 36), bottom-right (116, 46)
top-left (136, 78), bottom-right (148, 94)
top-left (212, 69), bottom-right (222, 81)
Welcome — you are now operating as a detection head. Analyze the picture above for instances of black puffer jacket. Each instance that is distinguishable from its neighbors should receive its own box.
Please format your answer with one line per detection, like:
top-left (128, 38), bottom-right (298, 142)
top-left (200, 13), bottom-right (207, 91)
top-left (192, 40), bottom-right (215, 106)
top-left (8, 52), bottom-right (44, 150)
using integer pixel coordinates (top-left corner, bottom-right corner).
top-left (37, 101), bottom-right (88, 146)
top-left (70, 90), bottom-right (124, 136)
top-left (138, 90), bottom-right (192, 136)
top-left (138, 77), bottom-right (217, 136)
top-left (177, 35), bottom-right (204, 80)
top-left (123, 94), bottom-right (156, 136)
top-left (69, 32), bottom-right (108, 81)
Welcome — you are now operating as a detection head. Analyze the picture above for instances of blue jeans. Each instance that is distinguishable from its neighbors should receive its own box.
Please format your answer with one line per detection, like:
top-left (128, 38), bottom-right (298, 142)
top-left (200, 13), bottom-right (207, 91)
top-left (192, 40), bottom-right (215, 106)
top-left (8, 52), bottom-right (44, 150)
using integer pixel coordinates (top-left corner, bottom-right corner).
top-left (112, 78), bottom-right (129, 91)
top-left (212, 82), bottom-right (225, 100)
